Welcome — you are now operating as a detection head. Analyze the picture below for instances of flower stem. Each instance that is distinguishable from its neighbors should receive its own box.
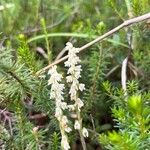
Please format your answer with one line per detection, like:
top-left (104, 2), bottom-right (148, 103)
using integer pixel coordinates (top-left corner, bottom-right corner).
top-left (79, 128), bottom-right (87, 150)
top-left (76, 108), bottom-right (87, 150)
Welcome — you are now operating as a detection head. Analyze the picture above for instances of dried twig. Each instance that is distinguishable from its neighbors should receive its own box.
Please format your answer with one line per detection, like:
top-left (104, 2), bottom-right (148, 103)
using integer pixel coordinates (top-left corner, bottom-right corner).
top-left (36, 47), bottom-right (48, 60)
top-left (105, 65), bottom-right (120, 78)
top-left (121, 57), bottom-right (128, 96)
top-left (54, 48), bottom-right (67, 61)
top-left (128, 62), bottom-right (144, 77)
top-left (36, 13), bottom-right (150, 75)
top-left (54, 39), bottom-right (76, 61)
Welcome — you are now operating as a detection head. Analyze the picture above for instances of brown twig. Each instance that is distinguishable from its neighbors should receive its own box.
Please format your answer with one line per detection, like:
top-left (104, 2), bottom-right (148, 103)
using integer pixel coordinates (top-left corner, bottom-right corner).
top-left (36, 13), bottom-right (150, 75)
top-left (105, 65), bottom-right (120, 78)
top-left (54, 39), bottom-right (77, 61)
top-left (54, 47), bottom-right (68, 61)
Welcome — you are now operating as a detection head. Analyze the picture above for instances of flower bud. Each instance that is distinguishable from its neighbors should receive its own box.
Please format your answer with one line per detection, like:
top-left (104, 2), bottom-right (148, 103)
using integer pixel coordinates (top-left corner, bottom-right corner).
top-left (74, 120), bottom-right (80, 130)
top-left (82, 127), bottom-right (88, 137)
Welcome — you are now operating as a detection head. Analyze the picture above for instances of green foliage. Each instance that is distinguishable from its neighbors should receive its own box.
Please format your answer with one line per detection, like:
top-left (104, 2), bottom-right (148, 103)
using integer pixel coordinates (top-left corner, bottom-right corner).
top-left (17, 35), bottom-right (39, 72)
top-left (0, 0), bottom-right (150, 149)
top-left (40, 18), bottom-right (52, 61)
top-left (50, 132), bottom-right (61, 150)
top-left (0, 43), bottom-right (55, 149)
top-left (83, 45), bottom-right (110, 123)
top-left (99, 84), bottom-right (150, 150)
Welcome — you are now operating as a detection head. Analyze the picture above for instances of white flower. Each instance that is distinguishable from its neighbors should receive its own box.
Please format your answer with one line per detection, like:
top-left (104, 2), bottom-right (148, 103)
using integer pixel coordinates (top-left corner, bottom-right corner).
top-left (50, 91), bottom-right (55, 99)
top-left (55, 107), bottom-right (62, 119)
top-left (76, 98), bottom-right (84, 110)
top-left (69, 83), bottom-right (77, 96)
top-left (48, 65), bottom-right (57, 74)
top-left (67, 66), bottom-right (75, 74)
top-left (66, 75), bottom-right (73, 82)
top-left (39, 74), bottom-right (46, 79)
top-left (79, 84), bottom-right (85, 91)
top-left (48, 65), bottom-right (71, 149)
top-left (74, 71), bottom-right (81, 79)
top-left (64, 43), bottom-right (81, 68)
top-left (61, 116), bottom-right (72, 132)
top-left (67, 105), bottom-right (75, 111)
top-left (65, 126), bottom-right (72, 133)
top-left (65, 42), bottom-right (73, 50)
top-left (61, 135), bottom-right (70, 150)
top-left (64, 42), bottom-right (87, 140)
top-left (61, 102), bottom-right (68, 110)
top-left (62, 116), bottom-right (68, 124)
top-left (48, 66), bottom-right (63, 85)
top-left (74, 120), bottom-right (80, 130)
top-left (82, 127), bottom-right (88, 137)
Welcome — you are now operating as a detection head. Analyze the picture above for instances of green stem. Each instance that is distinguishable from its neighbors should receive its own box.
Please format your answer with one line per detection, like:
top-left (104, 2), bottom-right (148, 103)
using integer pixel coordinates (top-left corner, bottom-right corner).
top-left (41, 18), bottom-right (52, 62)
top-left (89, 45), bottom-right (102, 105)
top-left (27, 32), bottom-right (129, 48)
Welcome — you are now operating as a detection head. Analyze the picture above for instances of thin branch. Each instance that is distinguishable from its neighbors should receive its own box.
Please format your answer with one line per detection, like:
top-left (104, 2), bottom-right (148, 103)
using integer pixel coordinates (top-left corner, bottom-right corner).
top-left (128, 62), bottom-right (144, 77)
top-left (36, 47), bottom-right (48, 60)
top-left (105, 65), bottom-right (120, 78)
top-left (36, 13), bottom-right (150, 75)
top-left (54, 48), bottom-right (67, 61)
top-left (23, 15), bottom-right (67, 34)
top-left (54, 38), bottom-right (76, 61)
